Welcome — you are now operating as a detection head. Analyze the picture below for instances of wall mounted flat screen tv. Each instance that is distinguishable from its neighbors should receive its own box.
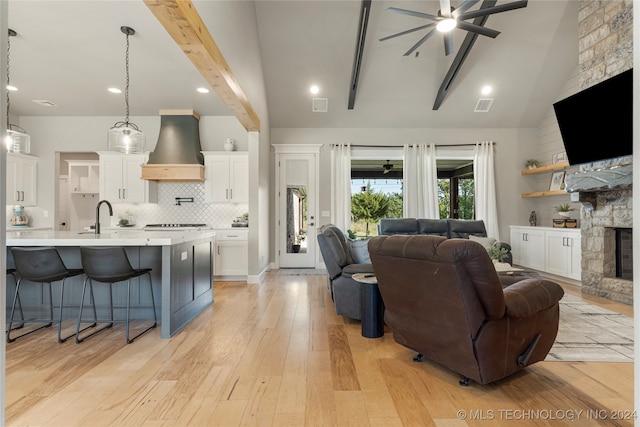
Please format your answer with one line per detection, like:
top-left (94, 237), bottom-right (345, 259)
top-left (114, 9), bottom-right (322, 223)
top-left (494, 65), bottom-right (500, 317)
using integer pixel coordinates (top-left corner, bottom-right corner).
top-left (553, 68), bottom-right (632, 166)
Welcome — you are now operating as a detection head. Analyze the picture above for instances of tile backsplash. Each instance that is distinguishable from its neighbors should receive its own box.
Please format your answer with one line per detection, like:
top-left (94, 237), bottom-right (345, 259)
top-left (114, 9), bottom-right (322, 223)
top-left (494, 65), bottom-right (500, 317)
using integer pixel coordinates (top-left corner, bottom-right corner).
top-left (7, 182), bottom-right (248, 229)
top-left (110, 182), bottom-right (248, 228)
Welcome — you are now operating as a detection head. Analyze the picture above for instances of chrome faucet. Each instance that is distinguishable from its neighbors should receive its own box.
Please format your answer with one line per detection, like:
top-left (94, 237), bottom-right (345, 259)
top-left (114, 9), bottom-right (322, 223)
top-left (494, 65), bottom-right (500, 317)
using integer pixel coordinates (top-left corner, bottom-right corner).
top-left (95, 200), bottom-right (113, 234)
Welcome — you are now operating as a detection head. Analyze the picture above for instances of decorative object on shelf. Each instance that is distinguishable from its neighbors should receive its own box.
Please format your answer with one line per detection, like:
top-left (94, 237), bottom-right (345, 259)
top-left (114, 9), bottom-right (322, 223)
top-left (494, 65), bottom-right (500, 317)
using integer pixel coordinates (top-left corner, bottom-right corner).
top-left (553, 218), bottom-right (577, 228)
top-left (5, 29), bottom-right (30, 154)
top-left (529, 210), bottom-right (537, 226)
top-left (555, 203), bottom-right (575, 218)
top-left (549, 171), bottom-right (565, 191)
top-left (108, 26), bottom-right (145, 154)
top-left (523, 158), bottom-right (539, 169)
top-left (223, 138), bottom-right (235, 152)
top-left (552, 151), bottom-right (567, 164)
top-left (10, 205), bottom-right (29, 226)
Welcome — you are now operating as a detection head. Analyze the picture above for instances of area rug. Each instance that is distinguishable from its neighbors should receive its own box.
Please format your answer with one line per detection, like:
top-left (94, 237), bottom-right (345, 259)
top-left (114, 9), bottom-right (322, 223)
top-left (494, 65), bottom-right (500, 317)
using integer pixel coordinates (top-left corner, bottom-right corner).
top-left (547, 293), bottom-right (633, 362)
top-left (277, 268), bottom-right (327, 276)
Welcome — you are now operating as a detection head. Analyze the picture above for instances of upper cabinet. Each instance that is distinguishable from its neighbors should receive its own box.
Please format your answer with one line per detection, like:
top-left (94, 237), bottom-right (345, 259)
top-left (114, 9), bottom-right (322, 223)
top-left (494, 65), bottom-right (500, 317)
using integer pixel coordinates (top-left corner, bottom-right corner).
top-left (97, 152), bottom-right (157, 204)
top-left (6, 153), bottom-right (37, 206)
top-left (202, 152), bottom-right (248, 204)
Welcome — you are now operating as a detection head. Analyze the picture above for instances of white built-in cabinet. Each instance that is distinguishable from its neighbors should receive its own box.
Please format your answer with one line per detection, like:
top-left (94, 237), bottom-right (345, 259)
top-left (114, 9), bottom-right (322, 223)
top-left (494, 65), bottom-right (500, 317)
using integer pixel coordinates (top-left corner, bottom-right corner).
top-left (6, 153), bottom-right (37, 206)
top-left (509, 226), bottom-right (582, 280)
top-left (214, 229), bottom-right (248, 278)
top-left (68, 160), bottom-right (99, 194)
top-left (545, 229), bottom-right (582, 280)
top-left (509, 226), bottom-right (545, 271)
top-left (97, 151), bottom-right (157, 203)
top-left (202, 152), bottom-right (248, 204)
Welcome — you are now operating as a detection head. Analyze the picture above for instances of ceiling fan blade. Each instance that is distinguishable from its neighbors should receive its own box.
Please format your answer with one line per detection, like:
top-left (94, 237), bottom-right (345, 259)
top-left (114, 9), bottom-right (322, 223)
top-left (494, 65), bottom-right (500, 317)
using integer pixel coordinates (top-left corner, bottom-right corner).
top-left (403, 29), bottom-right (436, 56)
top-left (452, 0), bottom-right (481, 18)
top-left (379, 23), bottom-right (437, 42)
top-left (457, 21), bottom-right (500, 38)
top-left (387, 7), bottom-right (440, 21)
top-left (440, 0), bottom-right (452, 18)
top-left (443, 32), bottom-right (454, 56)
top-left (458, 0), bottom-right (528, 20)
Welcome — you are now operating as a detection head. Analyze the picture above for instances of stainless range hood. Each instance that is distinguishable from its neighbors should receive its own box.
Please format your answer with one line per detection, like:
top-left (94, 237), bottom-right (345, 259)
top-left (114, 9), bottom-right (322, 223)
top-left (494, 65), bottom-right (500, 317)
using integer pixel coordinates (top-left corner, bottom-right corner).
top-left (141, 110), bottom-right (205, 182)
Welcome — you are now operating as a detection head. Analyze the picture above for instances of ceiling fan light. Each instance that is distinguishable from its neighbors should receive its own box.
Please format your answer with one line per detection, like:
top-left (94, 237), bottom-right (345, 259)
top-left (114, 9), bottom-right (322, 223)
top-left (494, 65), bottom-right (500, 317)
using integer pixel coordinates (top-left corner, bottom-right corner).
top-left (436, 18), bottom-right (457, 32)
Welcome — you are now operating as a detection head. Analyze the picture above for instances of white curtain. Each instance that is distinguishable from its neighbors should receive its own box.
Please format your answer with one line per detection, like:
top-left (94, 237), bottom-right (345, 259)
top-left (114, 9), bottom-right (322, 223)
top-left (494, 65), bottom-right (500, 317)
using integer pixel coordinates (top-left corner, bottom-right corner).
top-left (330, 143), bottom-right (352, 231)
top-left (403, 143), bottom-right (439, 218)
top-left (474, 141), bottom-right (500, 240)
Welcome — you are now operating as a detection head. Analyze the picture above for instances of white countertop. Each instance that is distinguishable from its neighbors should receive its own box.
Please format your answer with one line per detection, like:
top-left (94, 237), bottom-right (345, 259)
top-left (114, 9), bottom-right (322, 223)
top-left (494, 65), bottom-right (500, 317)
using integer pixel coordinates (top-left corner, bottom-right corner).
top-left (6, 229), bottom-right (217, 246)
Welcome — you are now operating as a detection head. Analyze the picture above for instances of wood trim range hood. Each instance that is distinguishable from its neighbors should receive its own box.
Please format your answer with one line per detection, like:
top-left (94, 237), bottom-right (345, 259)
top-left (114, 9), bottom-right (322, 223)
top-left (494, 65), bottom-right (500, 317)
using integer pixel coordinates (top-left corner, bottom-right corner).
top-left (141, 110), bottom-right (205, 182)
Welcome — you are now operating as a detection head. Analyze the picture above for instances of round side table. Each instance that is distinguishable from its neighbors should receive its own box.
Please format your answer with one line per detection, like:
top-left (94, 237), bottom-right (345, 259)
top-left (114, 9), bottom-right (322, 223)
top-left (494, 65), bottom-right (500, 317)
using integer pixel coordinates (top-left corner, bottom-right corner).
top-left (352, 273), bottom-right (385, 338)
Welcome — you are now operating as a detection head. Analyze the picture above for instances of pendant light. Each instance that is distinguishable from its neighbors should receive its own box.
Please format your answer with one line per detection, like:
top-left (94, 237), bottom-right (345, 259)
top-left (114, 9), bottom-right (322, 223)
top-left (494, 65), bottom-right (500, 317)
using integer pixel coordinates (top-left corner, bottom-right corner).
top-left (5, 29), bottom-right (30, 154)
top-left (108, 26), bottom-right (145, 154)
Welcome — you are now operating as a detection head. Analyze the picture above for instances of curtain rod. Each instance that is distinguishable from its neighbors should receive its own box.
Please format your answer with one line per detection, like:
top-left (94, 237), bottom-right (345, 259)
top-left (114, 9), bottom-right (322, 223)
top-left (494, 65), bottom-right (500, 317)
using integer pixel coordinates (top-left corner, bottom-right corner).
top-left (330, 142), bottom-right (496, 148)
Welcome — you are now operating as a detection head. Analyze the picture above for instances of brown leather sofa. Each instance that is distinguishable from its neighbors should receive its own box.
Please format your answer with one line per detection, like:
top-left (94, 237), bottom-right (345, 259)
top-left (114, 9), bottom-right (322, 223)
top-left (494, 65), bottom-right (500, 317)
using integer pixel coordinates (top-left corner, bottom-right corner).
top-left (368, 234), bottom-right (564, 385)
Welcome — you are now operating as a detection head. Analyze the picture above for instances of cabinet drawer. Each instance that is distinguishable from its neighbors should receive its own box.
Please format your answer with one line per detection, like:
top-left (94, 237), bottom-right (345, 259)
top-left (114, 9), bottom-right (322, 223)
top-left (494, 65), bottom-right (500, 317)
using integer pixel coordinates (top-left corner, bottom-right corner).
top-left (216, 230), bottom-right (248, 241)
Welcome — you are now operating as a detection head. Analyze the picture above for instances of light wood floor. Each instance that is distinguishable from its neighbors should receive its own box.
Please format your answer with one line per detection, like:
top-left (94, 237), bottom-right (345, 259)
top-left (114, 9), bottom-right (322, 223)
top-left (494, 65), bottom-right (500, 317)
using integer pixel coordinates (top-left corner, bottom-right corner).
top-left (5, 272), bottom-right (634, 427)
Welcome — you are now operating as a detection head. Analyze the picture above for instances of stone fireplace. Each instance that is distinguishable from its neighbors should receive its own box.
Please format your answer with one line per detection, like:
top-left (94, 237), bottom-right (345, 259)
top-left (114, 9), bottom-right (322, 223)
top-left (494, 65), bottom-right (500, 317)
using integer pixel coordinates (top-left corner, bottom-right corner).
top-left (573, 182), bottom-right (633, 304)
top-left (561, 1), bottom-right (633, 305)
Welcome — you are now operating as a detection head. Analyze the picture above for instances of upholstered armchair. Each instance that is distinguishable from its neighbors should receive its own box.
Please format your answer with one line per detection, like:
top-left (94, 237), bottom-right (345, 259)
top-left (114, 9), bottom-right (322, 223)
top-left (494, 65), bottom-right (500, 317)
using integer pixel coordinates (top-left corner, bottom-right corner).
top-left (368, 234), bottom-right (564, 385)
top-left (317, 224), bottom-right (374, 320)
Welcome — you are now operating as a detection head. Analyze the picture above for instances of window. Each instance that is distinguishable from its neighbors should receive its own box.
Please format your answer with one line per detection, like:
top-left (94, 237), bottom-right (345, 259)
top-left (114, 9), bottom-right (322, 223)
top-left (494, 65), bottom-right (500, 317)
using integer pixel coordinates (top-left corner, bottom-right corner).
top-left (349, 155), bottom-right (474, 236)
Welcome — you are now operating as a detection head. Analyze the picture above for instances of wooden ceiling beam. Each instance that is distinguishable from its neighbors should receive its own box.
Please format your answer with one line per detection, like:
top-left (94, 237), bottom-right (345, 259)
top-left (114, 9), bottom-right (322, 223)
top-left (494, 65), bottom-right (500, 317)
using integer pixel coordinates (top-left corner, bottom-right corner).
top-left (144, 0), bottom-right (261, 132)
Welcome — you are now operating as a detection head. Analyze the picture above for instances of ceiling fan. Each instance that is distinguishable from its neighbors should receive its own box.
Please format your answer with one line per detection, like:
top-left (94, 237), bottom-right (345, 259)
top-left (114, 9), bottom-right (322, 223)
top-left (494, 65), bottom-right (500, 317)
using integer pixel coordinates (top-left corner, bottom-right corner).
top-left (382, 160), bottom-right (394, 174)
top-left (380, 0), bottom-right (528, 57)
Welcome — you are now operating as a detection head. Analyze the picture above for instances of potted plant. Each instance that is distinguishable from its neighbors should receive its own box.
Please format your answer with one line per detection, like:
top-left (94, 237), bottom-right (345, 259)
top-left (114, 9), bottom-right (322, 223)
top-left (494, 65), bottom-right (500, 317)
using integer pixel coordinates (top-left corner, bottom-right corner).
top-left (292, 229), bottom-right (306, 253)
top-left (555, 203), bottom-right (575, 218)
top-left (487, 246), bottom-right (509, 263)
top-left (523, 159), bottom-right (540, 169)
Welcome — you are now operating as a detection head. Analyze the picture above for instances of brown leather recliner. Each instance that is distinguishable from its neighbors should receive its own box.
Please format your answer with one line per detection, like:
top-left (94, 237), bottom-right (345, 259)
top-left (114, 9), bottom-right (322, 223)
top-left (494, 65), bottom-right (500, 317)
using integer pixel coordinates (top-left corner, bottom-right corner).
top-left (368, 235), bottom-right (565, 385)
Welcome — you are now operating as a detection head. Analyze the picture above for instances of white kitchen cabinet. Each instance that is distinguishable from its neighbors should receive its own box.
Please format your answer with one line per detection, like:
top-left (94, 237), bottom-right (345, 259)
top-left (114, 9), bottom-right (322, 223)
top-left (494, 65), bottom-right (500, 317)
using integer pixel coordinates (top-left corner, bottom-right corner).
top-left (97, 152), bottom-right (157, 203)
top-left (509, 226), bottom-right (545, 271)
top-left (545, 229), bottom-right (582, 280)
top-left (202, 152), bottom-right (248, 204)
top-left (214, 229), bottom-right (248, 279)
top-left (6, 153), bottom-right (37, 206)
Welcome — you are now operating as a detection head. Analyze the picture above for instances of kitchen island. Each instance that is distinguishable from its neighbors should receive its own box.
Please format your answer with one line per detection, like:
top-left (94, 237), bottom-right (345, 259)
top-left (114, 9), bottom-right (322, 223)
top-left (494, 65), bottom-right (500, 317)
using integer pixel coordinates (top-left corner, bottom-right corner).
top-left (6, 229), bottom-right (216, 338)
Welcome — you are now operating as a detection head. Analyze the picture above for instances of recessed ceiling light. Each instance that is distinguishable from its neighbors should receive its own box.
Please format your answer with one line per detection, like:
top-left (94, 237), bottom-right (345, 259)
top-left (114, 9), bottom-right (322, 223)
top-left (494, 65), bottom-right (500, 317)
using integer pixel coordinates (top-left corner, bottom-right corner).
top-left (197, 87), bottom-right (210, 94)
top-left (6, 85), bottom-right (17, 92)
top-left (481, 85), bottom-right (492, 95)
top-left (310, 85), bottom-right (320, 95)
top-left (108, 87), bottom-right (122, 94)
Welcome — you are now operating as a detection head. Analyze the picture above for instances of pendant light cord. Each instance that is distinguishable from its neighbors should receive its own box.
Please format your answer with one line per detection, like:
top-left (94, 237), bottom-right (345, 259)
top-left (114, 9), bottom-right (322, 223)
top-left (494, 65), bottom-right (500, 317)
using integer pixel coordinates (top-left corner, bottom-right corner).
top-left (6, 31), bottom-right (11, 129)
top-left (124, 30), bottom-right (130, 125)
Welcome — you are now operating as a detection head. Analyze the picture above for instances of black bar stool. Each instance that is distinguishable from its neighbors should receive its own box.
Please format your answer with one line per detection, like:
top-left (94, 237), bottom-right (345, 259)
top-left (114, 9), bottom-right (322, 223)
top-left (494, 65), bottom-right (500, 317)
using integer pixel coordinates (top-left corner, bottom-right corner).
top-left (8, 247), bottom-right (84, 343)
top-left (77, 247), bottom-right (157, 344)
top-left (6, 268), bottom-right (24, 332)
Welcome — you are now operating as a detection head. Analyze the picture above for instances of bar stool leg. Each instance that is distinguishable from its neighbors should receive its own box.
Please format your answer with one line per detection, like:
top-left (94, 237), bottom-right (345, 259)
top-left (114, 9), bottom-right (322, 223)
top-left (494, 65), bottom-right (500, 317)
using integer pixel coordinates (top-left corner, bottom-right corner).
top-left (7, 278), bottom-right (54, 343)
top-left (126, 272), bottom-right (157, 344)
top-left (75, 278), bottom-right (110, 344)
top-left (6, 272), bottom-right (25, 332)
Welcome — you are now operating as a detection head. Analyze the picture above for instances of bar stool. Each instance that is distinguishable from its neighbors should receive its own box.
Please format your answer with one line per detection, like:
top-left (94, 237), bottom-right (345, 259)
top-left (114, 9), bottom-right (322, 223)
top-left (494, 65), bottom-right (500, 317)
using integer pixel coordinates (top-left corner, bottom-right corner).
top-left (77, 247), bottom-right (157, 344)
top-left (6, 268), bottom-right (24, 332)
top-left (8, 247), bottom-right (84, 343)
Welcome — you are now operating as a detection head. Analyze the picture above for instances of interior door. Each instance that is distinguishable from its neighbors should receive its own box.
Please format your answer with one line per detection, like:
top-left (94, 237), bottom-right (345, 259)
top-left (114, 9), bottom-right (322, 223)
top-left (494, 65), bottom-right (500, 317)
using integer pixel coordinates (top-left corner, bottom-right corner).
top-left (278, 154), bottom-right (317, 268)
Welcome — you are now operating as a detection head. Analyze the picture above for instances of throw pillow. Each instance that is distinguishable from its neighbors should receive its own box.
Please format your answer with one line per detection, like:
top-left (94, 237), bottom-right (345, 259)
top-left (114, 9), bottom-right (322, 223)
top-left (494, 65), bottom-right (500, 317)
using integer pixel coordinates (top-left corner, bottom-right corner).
top-left (348, 238), bottom-right (371, 264)
top-left (469, 235), bottom-right (497, 249)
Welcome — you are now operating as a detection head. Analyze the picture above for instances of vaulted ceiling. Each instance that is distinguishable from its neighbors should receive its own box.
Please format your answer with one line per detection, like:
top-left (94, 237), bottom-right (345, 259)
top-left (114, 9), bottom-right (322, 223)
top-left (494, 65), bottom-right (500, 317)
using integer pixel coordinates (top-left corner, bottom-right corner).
top-left (6, 0), bottom-right (578, 130)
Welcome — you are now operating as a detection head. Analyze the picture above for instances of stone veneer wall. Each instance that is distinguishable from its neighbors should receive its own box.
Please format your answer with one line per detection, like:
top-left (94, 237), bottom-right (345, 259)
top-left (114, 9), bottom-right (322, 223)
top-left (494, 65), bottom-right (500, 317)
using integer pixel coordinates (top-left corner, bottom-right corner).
top-left (577, 0), bottom-right (633, 304)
